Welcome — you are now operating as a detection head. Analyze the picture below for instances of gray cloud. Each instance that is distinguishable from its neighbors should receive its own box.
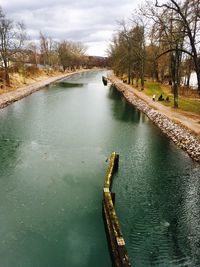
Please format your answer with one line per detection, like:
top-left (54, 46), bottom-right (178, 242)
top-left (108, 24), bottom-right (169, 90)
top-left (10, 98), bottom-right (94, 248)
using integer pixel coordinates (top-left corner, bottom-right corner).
top-left (1, 0), bottom-right (142, 56)
top-left (1, 0), bottom-right (138, 12)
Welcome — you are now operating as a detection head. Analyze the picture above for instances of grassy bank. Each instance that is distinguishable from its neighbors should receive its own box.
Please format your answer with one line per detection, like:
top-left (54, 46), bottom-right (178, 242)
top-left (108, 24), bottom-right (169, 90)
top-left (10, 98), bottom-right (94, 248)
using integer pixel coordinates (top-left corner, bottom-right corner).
top-left (141, 81), bottom-right (200, 115)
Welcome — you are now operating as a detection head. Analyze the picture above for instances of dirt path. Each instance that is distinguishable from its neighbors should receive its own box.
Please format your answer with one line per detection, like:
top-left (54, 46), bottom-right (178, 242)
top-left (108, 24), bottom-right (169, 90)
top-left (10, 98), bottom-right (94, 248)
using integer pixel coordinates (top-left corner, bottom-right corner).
top-left (0, 70), bottom-right (86, 109)
top-left (111, 77), bottom-right (200, 137)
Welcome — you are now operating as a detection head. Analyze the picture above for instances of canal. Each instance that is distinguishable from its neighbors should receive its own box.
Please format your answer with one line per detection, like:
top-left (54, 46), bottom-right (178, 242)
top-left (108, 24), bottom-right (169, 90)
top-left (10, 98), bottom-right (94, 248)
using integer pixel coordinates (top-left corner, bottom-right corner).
top-left (0, 70), bottom-right (200, 267)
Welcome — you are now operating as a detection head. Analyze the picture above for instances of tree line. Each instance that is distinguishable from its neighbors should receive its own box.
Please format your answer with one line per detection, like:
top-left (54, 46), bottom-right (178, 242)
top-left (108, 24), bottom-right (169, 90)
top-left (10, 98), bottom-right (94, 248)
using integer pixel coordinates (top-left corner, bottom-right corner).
top-left (0, 6), bottom-right (108, 87)
top-left (108, 0), bottom-right (200, 107)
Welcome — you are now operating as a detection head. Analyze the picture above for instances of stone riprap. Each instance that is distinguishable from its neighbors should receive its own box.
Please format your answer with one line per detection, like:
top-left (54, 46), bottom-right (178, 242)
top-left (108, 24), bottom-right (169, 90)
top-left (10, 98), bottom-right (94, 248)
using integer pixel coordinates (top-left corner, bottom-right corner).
top-left (108, 76), bottom-right (200, 163)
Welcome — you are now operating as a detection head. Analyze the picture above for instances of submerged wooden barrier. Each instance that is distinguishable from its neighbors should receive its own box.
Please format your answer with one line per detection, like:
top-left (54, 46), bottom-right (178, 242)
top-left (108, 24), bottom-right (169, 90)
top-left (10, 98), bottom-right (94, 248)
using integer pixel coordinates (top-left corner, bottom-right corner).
top-left (102, 76), bottom-right (108, 86)
top-left (102, 152), bottom-right (131, 267)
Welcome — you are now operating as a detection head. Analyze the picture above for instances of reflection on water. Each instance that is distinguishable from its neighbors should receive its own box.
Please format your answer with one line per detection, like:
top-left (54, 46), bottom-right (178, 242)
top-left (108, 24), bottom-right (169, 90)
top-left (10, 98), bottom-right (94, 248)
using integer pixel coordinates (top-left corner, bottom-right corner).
top-left (0, 70), bottom-right (200, 267)
top-left (56, 82), bottom-right (84, 88)
top-left (108, 85), bottom-right (146, 123)
top-left (112, 107), bottom-right (200, 267)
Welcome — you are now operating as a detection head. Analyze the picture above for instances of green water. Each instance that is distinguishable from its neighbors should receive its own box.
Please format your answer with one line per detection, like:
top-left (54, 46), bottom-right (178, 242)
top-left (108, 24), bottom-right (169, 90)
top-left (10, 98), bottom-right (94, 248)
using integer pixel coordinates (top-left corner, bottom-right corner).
top-left (0, 70), bottom-right (199, 267)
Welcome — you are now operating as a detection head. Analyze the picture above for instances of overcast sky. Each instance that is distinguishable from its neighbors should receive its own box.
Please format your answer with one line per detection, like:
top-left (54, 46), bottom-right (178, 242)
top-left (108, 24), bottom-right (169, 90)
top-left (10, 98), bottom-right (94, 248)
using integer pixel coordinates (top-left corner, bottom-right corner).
top-left (1, 0), bottom-right (143, 56)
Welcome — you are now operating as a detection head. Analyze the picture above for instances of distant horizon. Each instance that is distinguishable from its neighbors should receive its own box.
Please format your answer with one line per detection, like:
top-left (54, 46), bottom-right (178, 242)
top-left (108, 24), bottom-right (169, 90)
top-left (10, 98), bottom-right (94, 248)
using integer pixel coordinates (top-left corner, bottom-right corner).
top-left (1, 0), bottom-right (142, 57)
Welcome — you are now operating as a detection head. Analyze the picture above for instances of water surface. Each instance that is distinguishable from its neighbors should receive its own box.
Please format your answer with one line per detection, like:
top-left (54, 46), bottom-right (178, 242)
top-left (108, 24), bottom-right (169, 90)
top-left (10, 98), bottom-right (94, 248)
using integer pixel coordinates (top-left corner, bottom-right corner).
top-left (0, 70), bottom-right (200, 267)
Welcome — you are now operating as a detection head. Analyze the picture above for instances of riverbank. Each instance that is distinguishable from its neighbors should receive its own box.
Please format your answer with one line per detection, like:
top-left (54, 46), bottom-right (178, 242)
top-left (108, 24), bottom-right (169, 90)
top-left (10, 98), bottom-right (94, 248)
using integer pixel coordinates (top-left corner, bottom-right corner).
top-left (108, 74), bottom-right (200, 162)
top-left (0, 69), bottom-right (88, 109)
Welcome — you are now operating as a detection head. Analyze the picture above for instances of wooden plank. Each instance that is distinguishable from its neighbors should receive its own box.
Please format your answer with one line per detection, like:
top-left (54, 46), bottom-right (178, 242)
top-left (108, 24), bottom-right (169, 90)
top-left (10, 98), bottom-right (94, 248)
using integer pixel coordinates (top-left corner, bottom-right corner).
top-left (102, 152), bottom-right (132, 267)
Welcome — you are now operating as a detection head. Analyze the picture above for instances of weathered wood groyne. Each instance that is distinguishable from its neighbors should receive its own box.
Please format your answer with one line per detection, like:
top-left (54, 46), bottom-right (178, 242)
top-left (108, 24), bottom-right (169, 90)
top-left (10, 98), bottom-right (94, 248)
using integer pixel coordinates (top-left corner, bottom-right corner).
top-left (102, 152), bottom-right (131, 267)
top-left (102, 76), bottom-right (108, 86)
top-left (107, 76), bottom-right (200, 163)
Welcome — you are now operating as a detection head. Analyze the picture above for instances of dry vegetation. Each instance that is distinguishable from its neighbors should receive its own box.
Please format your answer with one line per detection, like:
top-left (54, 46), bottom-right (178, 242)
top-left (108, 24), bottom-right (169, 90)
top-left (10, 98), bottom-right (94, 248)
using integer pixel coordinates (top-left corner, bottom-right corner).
top-left (0, 67), bottom-right (66, 95)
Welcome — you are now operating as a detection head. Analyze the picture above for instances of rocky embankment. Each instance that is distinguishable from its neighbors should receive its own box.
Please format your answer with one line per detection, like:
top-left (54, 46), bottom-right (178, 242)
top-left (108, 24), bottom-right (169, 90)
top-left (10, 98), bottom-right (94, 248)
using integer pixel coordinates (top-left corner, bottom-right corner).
top-left (108, 76), bottom-right (200, 163)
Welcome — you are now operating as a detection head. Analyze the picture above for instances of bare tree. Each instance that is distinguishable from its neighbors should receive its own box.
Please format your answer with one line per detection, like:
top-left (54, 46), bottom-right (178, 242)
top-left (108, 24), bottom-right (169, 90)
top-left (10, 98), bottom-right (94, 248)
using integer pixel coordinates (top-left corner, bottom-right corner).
top-left (108, 19), bottom-right (146, 88)
top-left (131, 23), bottom-right (146, 89)
top-left (107, 34), bottom-right (128, 79)
top-left (39, 32), bottom-right (58, 68)
top-left (142, 0), bottom-right (188, 106)
top-left (27, 42), bottom-right (39, 66)
top-left (155, 0), bottom-right (200, 94)
top-left (122, 22), bottom-right (132, 84)
top-left (58, 40), bottom-right (86, 71)
top-left (0, 6), bottom-right (26, 86)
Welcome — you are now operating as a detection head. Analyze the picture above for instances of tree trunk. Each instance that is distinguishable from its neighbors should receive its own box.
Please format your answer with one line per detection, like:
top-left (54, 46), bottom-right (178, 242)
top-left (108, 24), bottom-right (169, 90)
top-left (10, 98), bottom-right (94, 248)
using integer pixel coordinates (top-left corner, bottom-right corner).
top-left (173, 82), bottom-right (178, 108)
top-left (5, 71), bottom-right (10, 86)
top-left (195, 60), bottom-right (200, 94)
top-left (128, 61), bottom-right (131, 84)
top-left (186, 73), bottom-right (191, 88)
top-left (136, 73), bottom-right (139, 87)
top-left (127, 46), bottom-right (131, 84)
top-left (131, 73), bottom-right (134, 85)
top-left (171, 51), bottom-right (179, 108)
top-left (153, 62), bottom-right (159, 82)
top-left (187, 36), bottom-right (200, 94)
top-left (4, 60), bottom-right (10, 86)
top-left (140, 60), bottom-right (144, 90)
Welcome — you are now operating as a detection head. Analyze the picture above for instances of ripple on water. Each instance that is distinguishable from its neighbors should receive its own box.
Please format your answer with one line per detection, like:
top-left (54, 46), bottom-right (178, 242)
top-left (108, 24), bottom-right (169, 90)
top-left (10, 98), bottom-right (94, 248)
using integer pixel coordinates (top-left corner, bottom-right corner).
top-left (113, 150), bottom-right (200, 267)
top-left (1, 70), bottom-right (200, 267)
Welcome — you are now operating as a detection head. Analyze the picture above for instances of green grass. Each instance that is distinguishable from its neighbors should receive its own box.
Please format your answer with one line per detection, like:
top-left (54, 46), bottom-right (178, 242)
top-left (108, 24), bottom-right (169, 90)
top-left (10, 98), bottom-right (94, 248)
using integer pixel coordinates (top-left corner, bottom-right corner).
top-left (143, 81), bottom-right (169, 98)
top-left (141, 80), bottom-right (200, 115)
top-left (143, 81), bottom-right (165, 96)
top-left (178, 98), bottom-right (200, 114)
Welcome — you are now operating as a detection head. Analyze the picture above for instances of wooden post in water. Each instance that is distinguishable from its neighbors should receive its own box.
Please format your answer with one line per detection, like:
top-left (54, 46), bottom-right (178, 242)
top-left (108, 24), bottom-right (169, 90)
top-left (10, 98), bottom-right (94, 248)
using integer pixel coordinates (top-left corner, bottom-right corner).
top-left (102, 76), bottom-right (108, 86)
top-left (102, 152), bottom-right (131, 267)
